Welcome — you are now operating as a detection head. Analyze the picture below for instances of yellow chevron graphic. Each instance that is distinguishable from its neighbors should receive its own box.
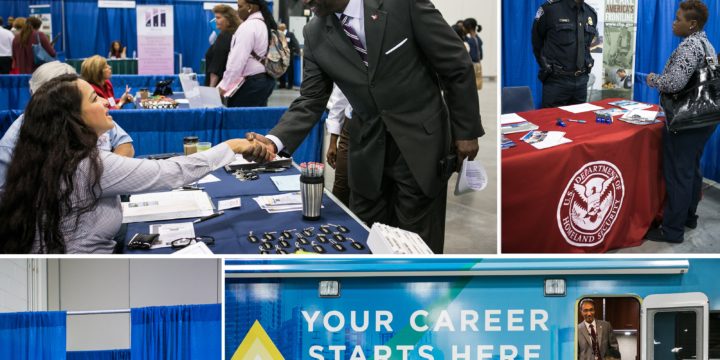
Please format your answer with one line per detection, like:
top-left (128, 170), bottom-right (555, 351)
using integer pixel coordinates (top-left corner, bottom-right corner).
top-left (231, 320), bottom-right (285, 360)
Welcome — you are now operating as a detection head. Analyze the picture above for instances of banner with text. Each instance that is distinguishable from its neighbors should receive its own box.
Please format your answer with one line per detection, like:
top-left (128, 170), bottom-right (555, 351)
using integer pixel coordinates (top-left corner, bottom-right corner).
top-left (136, 5), bottom-right (174, 75)
top-left (586, 0), bottom-right (638, 101)
top-left (29, 5), bottom-right (52, 41)
top-left (225, 277), bottom-right (570, 359)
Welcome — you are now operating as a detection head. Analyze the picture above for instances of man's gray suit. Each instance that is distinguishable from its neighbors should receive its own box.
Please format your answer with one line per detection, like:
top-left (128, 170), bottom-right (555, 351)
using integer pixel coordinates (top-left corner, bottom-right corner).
top-left (577, 320), bottom-right (620, 360)
top-left (268, 0), bottom-right (483, 252)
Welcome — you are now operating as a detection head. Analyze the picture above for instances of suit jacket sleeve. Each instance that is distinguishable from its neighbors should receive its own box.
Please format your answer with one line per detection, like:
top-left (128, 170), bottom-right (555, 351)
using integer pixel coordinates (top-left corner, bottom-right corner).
top-left (409, 0), bottom-right (483, 141)
top-left (268, 26), bottom-right (333, 154)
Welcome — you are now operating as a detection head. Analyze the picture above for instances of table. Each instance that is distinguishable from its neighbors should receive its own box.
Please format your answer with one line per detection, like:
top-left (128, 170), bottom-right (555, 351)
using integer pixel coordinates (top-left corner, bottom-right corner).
top-left (1, 106), bottom-right (324, 166)
top-left (66, 58), bottom-right (138, 75)
top-left (123, 166), bottom-right (371, 254)
top-left (109, 106), bottom-right (324, 165)
top-left (0, 74), bottom-right (205, 111)
top-left (502, 98), bottom-right (665, 253)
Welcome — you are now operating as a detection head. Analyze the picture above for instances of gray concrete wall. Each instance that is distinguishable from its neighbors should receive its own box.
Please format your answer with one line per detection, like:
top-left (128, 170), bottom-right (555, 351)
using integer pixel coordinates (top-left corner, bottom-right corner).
top-left (47, 259), bottom-right (221, 351)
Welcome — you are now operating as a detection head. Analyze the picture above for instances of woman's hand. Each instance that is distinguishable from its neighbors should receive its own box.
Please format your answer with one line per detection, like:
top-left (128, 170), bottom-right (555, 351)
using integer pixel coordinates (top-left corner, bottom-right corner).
top-left (646, 73), bottom-right (656, 87)
top-left (117, 85), bottom-right (133, 108)
top-left (225, 138), bottom-right (276, 162)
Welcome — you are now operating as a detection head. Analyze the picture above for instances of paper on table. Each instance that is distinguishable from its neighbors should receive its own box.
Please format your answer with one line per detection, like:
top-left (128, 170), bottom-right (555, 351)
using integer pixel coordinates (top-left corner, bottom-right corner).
top-left (175, 99), bottom-right (190, 104)
top-left (271, 174), bottom-right (301, 192)
top-left (558, 103), bottom-right (604, 113)
top-left (121, 191), bottom-right (214, 223)
top-left (148, 222), bottom-right (195, 249)
top-left (500, 113), bottom-right (527, 125)
top-left (454, 159), bottom-right (488, 196)
top-left (218, 198), bottom-right (242, 211)
top-left (172, 241), bottom-right (214, 255)
top-left (197, 174), bottom-right (221, 184)
top-left (531, 131), bottom-right (572, 150)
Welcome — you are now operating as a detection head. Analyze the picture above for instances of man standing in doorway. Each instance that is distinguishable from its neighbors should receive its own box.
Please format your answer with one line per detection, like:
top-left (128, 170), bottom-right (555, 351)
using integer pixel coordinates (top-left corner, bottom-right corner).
top-left (244, 0), bottom-right (483, 253)
top-left (532, 0), bottom-right (598, 108)
top-left (577, 299), bottom-right (621, 360)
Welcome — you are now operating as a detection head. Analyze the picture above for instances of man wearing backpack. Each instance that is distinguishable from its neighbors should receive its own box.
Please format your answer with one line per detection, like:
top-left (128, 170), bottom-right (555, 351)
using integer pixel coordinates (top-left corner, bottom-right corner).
top-left (245, 0), bottom-right (483, 253)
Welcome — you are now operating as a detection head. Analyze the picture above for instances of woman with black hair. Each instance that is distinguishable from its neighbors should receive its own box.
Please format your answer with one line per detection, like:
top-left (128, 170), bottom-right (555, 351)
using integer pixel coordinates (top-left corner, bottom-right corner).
top-left (0, 74), bottom-right (274, 254)
top-left (644, 0), bottom-right (717, 243)
top-left (217, 0), bottom-right (277, 107)
top-left (463, 17), bottom-right (483, 90)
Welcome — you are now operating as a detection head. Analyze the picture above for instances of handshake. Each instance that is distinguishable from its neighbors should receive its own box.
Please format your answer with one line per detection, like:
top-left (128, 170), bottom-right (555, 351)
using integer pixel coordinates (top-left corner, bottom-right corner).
top-left (224, 132), bottom-right (278, 163)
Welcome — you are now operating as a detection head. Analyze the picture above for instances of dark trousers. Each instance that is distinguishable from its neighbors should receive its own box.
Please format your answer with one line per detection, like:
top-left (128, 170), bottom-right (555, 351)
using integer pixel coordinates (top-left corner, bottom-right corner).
top-left (279, 62), bottom-right (295, 89)
top-left (331, 118), bottom-right (351, 206)
top-left (541, 74), bottom-right (589, 108)
top-left (227, 73), bottom-right (275, 107)
top-left (661, 124), bottom-right (718, 240)
top-left (0, 57), bottom-right (11, 74)
top-left (350, 133), bottom-right (448, 253)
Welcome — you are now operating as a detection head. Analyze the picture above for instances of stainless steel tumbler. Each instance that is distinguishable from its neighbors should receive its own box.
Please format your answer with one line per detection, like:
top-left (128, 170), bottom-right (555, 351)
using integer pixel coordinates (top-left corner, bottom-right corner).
top-left (300, 175), bottom-right (324, 220)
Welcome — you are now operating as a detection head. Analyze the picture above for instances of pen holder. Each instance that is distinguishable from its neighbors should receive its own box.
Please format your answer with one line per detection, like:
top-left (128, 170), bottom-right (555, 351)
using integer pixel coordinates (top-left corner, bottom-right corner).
top-left (300, 175), bottom-right (324, 220)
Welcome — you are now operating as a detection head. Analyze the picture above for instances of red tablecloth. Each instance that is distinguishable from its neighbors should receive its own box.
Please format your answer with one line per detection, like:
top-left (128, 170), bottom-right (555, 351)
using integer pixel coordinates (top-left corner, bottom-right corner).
top-left (502, 98), bottom-right (665, 253)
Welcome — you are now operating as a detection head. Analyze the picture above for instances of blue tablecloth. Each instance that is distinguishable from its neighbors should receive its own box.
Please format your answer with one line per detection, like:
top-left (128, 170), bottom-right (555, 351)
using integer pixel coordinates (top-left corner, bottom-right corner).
top-left (0, 74), bottom-right (205, 111)
top-left (124, 167), bottom-right (370, 255)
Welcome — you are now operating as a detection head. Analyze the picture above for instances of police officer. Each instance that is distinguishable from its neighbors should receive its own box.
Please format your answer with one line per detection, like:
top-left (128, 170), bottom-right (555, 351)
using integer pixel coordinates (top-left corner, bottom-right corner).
top-left (532, 0), bottom-right (598, 108)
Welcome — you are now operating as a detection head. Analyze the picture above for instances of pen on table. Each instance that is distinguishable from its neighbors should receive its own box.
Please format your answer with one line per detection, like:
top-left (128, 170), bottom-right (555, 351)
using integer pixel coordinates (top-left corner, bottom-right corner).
top-left (566, 119), bottom-right (586, 124)
top-left (193, 211), bottom-right (224, 224)
top-left (182, 185), bottom-right (204, 191)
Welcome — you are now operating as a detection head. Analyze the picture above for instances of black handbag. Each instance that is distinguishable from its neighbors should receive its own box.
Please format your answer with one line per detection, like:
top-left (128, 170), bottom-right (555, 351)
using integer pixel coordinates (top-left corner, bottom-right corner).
top-left (661, 40), bottom-right (720, 132)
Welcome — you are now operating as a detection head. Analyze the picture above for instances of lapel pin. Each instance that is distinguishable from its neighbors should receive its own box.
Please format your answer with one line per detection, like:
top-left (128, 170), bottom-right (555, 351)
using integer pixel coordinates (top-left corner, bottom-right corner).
top-left (371, 14), bottom-right (378, 21)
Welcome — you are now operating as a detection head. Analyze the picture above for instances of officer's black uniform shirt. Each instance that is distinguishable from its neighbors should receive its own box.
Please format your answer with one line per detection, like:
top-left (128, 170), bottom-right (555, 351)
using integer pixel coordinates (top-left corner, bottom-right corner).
top-left (532, 0), bottom-right (598, 73)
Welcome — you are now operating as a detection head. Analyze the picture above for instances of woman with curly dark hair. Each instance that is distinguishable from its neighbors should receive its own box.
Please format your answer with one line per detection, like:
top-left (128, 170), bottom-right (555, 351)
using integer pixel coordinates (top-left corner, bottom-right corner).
top-left (0, 74), bottom-right (274, 253)
top-left (645, 0), bottom-right (717, 243)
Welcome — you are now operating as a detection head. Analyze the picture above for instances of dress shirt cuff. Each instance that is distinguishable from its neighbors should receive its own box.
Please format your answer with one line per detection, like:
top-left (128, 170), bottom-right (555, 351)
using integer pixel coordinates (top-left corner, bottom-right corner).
top-left (326, 119), bottom-right (343, 135)
top-left (265, 135), bottom-right (284, 153)
top-left (188, 142), bottom-right (236, 171)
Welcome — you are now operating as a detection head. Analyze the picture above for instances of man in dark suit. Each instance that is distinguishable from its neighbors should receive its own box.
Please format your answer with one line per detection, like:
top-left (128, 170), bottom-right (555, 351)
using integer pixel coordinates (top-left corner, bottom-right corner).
top-left (577, 299), bottom-right (621, 360)
top-left (278, 23), bottom-right (301, 89)
top-left (245, 0), bottom-right (483, 253)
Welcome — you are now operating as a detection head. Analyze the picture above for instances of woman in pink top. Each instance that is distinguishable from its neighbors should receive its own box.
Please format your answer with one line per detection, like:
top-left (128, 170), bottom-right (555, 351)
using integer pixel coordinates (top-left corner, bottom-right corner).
top-left (12, 17), bottom-right (56, 74)
top-left (217, 0), bottom-right (277, 107)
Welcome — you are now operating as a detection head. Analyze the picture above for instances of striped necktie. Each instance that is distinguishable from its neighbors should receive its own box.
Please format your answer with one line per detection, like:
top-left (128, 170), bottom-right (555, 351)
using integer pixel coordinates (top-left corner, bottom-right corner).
top-left (589, 324), bottom-right (601, 360)
top-left (340, 14), bottom-right (368, 67)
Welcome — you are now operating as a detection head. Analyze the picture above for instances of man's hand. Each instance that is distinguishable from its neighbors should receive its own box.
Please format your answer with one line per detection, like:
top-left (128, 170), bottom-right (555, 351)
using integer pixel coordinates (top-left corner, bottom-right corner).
top-left (326, 134), bottom-right (339, 169)
top-left (455, 139), bottom-right (479, 171)
top-left (218, 87), bottom-right (226, 97)
top-left (243, 132), bottom-right (278, 163)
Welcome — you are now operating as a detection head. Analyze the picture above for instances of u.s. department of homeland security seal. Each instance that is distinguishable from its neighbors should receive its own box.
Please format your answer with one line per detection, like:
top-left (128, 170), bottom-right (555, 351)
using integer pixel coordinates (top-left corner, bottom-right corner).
top-left (556, 161), bottom-right (625, 247)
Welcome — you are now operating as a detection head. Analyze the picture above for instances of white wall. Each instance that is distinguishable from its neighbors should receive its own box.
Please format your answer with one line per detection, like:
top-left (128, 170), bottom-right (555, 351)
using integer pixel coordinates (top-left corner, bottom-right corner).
top-left (48, 259), bottom-right (221, 352)
top-left (0, 260), bottom-right (29, 312)
top-left (432, 0), bottom-right (498, 78)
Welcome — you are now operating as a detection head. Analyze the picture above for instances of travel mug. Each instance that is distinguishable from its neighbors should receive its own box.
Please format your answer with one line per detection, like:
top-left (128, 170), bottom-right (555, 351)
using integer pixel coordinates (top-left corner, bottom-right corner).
top-left (300, 175), bottom-right (324, 220)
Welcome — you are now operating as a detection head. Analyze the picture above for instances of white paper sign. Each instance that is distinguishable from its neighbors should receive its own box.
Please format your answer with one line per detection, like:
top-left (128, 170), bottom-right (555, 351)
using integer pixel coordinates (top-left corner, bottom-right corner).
top-left (218, 198), bottom-right (242, 211)
top-left (454, 159), bottom-right (488, 196)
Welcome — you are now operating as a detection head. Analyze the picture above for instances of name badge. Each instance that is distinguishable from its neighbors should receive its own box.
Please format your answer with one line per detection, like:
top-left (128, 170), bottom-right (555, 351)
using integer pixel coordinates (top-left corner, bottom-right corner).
top-left (107, 97), bottom-right (117, 107)
top-left (558, 18), bottom-right (570, 23)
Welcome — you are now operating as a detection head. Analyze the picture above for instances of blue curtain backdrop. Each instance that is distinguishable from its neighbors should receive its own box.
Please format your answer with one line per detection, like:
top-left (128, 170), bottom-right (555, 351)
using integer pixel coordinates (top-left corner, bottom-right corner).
top-left (131, 304), bottom-right (221, 360)
top-left (66, 349), bottom-right (131, 360)
top-left (502, 0), bottom-right (720, 107)
top-left (502, 0), bottom-right (720, 181)
top-left (0, 0), bottom-right (277, 73)
top-left (0, 311), bottom-right (66, 360)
